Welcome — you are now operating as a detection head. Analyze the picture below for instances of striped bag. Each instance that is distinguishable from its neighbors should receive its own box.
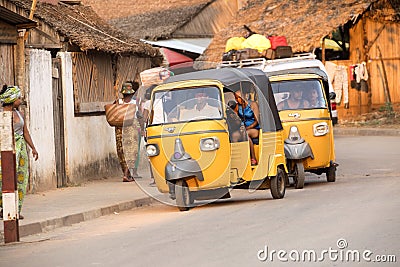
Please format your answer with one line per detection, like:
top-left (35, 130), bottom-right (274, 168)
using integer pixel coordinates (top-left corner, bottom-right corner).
top-left (104, 102), bottom-right (136, 127)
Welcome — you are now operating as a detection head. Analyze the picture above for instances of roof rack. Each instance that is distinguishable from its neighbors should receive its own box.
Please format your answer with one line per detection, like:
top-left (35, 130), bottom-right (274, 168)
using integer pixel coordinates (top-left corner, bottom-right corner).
top-left (218, 53), bottom-right (316, 69)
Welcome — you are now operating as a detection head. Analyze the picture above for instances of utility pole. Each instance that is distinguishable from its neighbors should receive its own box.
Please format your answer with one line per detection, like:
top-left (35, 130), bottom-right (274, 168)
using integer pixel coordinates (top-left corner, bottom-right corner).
top-left (0, 111), bottom-right (19, 243)
top-left (321, 37), bottom-right (326, 65)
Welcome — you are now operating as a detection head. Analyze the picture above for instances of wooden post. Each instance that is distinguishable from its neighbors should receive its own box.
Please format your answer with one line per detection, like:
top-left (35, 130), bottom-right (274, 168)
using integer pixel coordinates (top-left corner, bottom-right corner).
top-left (23, 0), bottom-right (38, 40)
top-left (361, 16), bottom-right (370, 114)
top-left (15, 30), bottom-right (25, 96)
top-left (377, 46), bottom-right (392, 105)
top-left (357, 16), bottom-right (371, 115)
top-left (321, 37), bottom-right (326, 65)
top-left (0, 111), bottom-right (19, 243)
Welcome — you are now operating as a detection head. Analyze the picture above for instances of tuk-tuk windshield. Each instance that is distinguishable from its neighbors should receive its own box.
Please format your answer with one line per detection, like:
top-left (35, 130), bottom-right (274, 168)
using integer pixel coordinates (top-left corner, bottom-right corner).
top-left (150, 86), bottom-right (222, 125)
top-left (271, 79), bottom-right (327, 111)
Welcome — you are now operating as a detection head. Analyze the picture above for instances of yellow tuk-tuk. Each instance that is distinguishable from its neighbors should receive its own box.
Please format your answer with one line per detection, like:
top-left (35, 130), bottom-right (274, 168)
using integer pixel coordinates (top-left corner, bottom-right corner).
top-left (145, 68), bottom-right (288, 211)
top-left (269, 68), bottom-right (337, 189)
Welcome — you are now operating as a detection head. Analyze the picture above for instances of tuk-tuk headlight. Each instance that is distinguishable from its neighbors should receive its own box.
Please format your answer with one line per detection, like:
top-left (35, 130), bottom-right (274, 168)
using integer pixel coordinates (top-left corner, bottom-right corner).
top-left (200, 137), bottom-right (220, 151)
top-left (313, 122), bottom-right (329, 136)
top-left (288, 126), bottom-right (301, 141)
top-left (146, 144), bottom-right (160, 157)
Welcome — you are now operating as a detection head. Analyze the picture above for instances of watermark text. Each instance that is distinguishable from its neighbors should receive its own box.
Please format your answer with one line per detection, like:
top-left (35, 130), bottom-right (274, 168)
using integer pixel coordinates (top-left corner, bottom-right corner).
top-left (257, 238), bottom-right (397, 263)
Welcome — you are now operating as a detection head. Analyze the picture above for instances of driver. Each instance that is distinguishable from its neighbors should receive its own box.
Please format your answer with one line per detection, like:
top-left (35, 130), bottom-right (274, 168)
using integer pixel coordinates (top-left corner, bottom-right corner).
top-left (180, 91), bottom-right (221, 120)
top-left (277, 86), bottom-right (310, 110)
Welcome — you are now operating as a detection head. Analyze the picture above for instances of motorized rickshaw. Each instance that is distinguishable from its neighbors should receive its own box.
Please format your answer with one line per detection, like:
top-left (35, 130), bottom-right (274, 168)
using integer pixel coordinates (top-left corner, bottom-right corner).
top-left (268, 67), bottom-right (337, 189)
top-left (145, 68), bottom-right (288, 211)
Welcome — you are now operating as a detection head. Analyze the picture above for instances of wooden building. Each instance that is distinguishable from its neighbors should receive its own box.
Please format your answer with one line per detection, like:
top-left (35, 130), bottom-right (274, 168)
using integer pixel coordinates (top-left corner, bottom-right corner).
top-left (0, 2), bottom-right (37, 87)
top-left (196, 0), bottom-right (400, 120)
top-left (347, 0), bottom-right (400, 116)
top-left (1, 0), bottom-right (162, 191)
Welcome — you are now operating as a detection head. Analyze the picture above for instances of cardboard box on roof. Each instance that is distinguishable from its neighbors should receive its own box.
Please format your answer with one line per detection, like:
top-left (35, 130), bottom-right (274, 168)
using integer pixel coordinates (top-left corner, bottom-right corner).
top-left (140, 67), bottom-right (171, 86)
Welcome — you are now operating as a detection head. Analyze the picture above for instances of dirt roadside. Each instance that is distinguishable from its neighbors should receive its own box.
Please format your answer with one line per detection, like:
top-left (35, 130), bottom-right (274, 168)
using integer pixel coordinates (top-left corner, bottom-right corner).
top-left (339, 110), bottom-right (400, 128)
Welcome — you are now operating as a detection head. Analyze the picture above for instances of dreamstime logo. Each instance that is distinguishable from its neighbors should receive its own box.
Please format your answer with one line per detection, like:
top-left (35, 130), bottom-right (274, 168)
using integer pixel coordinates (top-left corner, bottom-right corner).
top-left (336, 238), bottom-right (348, 249)
top-left (257, 238), bottom-right (397, 263)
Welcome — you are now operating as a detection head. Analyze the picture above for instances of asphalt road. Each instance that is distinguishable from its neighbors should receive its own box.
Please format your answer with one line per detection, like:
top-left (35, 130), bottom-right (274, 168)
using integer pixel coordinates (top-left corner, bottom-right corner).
top-left (0, 136), bottom-right (399, 267)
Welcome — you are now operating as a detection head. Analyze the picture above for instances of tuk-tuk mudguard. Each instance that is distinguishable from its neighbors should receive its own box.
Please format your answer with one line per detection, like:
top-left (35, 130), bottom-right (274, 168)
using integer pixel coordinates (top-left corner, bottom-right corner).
top-left (267, 155), bottom-right (287, 177)
top-left (284, 141), bottom-right (314, 160)
top-left (165, 159), bottom-right (204, 181)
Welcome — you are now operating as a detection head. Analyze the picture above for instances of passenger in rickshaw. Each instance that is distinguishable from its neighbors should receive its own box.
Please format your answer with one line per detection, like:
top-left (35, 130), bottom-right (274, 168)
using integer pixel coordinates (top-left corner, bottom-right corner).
top-left (226, 100), bottom-right (247, 143)
top-left (233, 90), bottom-right (260, 166)
top-left (306, 87), bottom-right (325, 108)
top-left (277, 86), bottom-right (310, 110)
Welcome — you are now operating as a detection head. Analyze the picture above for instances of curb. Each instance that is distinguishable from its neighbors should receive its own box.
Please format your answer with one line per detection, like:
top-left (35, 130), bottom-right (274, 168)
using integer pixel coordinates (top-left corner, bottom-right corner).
top-left (2, 196), bottom-right (156, 241)
top-left (333, 127), bottom-right (400, 136)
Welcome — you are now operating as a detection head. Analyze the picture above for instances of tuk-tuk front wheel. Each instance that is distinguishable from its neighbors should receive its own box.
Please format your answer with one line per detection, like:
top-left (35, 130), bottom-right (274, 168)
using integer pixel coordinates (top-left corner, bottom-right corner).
top-left (175, 179), bottom-right (191, 211)
top-left (293, 162), bottom-right (305, 189)
top-left (326, 164), bottom-right (336, 182)
top-left (270, 168), bottom-right (286, 199)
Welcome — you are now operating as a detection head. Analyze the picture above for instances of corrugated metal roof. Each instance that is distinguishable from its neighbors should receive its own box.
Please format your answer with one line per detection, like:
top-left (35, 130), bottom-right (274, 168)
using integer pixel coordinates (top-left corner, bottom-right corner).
top-left (0, 6), bottom-right (37, 28)
top-left (142, 38), bottom-right (212, 54)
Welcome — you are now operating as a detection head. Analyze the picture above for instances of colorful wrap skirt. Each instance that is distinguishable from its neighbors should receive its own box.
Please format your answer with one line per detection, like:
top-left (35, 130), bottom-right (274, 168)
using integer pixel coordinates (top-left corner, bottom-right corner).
top-left (0, 133), bottom-right (29, 213)
top-left (115, 122), bottom-right (140, 175)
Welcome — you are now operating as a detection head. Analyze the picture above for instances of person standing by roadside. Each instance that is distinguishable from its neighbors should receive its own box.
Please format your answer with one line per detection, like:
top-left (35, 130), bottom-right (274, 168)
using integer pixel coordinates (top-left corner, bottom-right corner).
top-left (0, 85), bottom-right (38, 219)
top-left (141, 85), bottom-right (157, 186)
top-left (115, 82), bottom-right (142, 182)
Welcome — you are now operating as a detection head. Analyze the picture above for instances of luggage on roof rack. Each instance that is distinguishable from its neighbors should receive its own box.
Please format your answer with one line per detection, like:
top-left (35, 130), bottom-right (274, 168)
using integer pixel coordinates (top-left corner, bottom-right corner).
top-left (218, 53), bottom-right (316, 69)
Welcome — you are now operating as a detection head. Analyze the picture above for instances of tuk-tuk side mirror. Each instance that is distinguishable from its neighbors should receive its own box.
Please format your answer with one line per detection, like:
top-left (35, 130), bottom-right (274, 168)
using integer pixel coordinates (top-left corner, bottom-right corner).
top-left (329, 92), bottom-right (336, 100)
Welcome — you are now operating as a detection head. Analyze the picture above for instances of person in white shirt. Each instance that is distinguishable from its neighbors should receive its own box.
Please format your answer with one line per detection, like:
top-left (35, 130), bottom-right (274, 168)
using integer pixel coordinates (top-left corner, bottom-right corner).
top-left (180, 91), bottom-right (221, 121)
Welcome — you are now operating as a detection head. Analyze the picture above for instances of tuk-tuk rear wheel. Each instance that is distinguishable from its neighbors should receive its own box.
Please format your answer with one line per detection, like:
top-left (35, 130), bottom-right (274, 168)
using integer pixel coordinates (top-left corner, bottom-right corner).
top-left (175, 179), bottom-right (191, 211)
top-left (270, 168), bottom-right (286, 199)
top-left (293, 162), bottom-right (305, 189)
top-left (326, 164), bottom-right (336, 182)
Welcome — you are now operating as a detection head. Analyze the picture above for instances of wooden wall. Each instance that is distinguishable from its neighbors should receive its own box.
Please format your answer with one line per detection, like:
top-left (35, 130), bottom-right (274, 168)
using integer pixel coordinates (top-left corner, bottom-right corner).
top-left (71, 52), bottom-right (152, 113)
top-left (26, 20), bottom-right (62, 49)
top-left (0, 44), bottom-right (15, 86)
top-left (335, 15), bottom-right (400, 120)
top-left (71, 52), bottom-right (113, 113)
top-left (0, 20), bottom-right (17, 44)
top-left (0, 18), bottom-right (17, 86)
top-left (366, 19), bottom-right (400, 109)
top-left (115, 55), bottom-right (152, 93)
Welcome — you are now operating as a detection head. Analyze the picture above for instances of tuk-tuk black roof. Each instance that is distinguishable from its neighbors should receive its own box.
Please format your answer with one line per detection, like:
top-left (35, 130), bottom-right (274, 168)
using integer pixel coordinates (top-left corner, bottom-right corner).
top-left (167, 68), bottom-right (267, 87)
top-left (166, 68), bottom-right (283, 132)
